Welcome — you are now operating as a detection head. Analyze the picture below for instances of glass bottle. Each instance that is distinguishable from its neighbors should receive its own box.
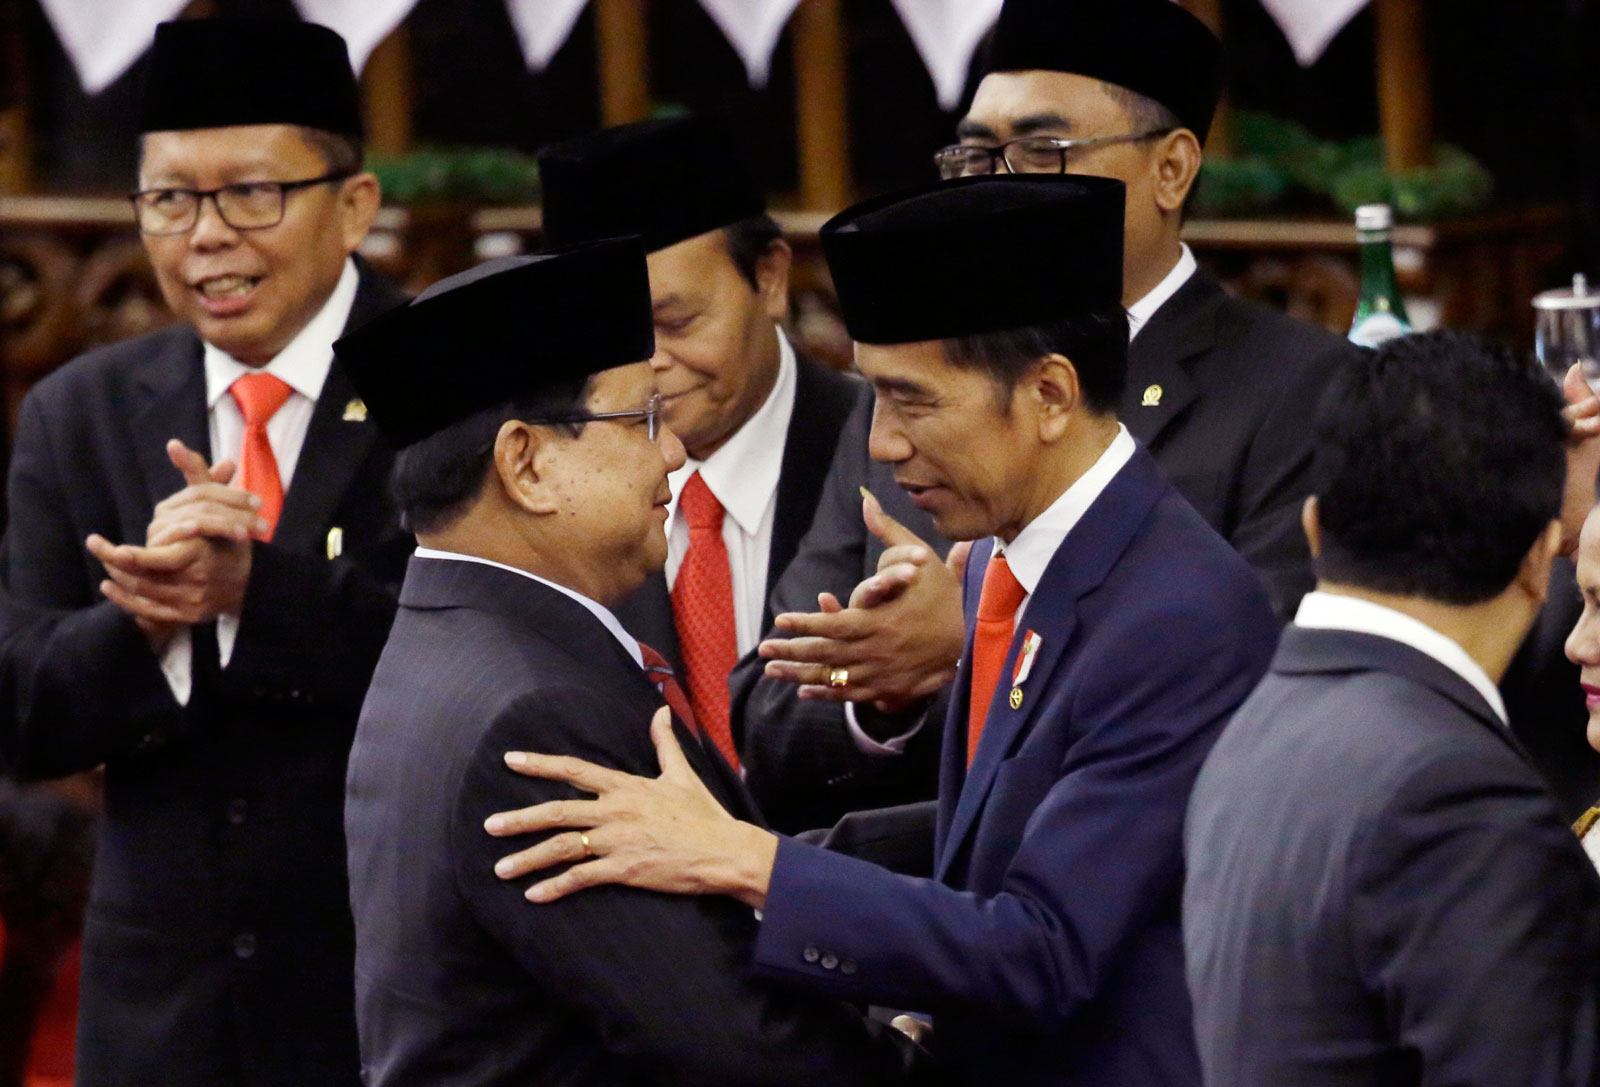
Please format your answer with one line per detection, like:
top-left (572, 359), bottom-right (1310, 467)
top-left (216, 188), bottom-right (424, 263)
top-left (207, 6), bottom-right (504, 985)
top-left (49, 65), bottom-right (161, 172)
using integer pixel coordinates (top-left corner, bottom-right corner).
top-left (1348, 204), bottom-right (1414, 348)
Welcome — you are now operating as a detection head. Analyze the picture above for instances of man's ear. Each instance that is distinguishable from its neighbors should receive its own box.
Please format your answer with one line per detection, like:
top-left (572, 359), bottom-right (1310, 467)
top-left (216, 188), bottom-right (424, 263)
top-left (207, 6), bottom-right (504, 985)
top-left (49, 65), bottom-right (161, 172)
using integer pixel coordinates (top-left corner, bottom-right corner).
top-left (338, 171), bottom-right (382, 252)
top-left (755, 238), bottom-right (793, 324)
top-left (1151, 129), bottom-right (1203, 214)
top-left (493, 421), bottom-right (560, 515)
top-left (1516, 520), bottom-right (1564, 606)
top-left (1301, 495), bottom-right (1322, 558)
top-left (1028, 353), bottom-right (1082, 443)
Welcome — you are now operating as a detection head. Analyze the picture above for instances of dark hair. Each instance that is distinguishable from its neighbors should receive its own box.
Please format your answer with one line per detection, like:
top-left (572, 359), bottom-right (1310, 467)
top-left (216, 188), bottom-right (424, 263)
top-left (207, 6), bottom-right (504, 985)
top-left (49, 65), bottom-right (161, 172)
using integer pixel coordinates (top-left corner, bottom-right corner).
top-left (136, 125), bottom-right (364, 174)
top-left (391, 377), bottom-right (591, 535)
top-left (941, 306), bottom-right (1129, 414)
top-left (1099, 81), bottom-right (1200, 218)
top-left (1313, 330), bottom-right (1567, 605)
top-left (722, 213), bottom-right (784, 291)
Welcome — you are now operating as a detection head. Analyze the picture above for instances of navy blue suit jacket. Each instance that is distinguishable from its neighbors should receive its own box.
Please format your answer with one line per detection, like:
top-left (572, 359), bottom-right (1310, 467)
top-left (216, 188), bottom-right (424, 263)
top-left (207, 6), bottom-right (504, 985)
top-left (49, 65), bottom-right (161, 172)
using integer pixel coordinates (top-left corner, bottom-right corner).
top-left (749, 445), bottom-right (1278, 1085)
top-left (1184, 625), bottom-right (1600, 1087)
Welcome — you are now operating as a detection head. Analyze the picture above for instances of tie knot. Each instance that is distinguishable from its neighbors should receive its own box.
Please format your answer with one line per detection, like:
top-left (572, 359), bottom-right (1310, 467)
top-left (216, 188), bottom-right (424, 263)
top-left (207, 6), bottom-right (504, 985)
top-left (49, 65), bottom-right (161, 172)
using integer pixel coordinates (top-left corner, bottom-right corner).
top-left (229, 372), bottom-right (294, 427)
top-left (638, 641), bottom-right (674, 676)
top-left (976, 554), bottom-right (1027, 623)
top-left (677, 472), bottom-right (724, 531)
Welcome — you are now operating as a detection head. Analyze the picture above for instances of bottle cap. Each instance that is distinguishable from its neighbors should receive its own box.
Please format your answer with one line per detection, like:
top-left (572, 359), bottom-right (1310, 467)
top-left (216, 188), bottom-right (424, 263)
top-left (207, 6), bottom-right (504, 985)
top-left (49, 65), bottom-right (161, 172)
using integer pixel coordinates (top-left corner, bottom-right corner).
top-left (1533, 273), bottom-right (1600, 312)
top-left (1355, 204), bottom-right (1393, 232)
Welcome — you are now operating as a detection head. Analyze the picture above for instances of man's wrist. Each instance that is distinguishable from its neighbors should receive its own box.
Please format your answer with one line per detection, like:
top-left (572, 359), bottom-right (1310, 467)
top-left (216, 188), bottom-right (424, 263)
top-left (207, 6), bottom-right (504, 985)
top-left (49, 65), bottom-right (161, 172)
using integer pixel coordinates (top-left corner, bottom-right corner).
top-left (857, 697), bottom-right (933, 739)
top-left (727, 823), bottom-right (779, 911)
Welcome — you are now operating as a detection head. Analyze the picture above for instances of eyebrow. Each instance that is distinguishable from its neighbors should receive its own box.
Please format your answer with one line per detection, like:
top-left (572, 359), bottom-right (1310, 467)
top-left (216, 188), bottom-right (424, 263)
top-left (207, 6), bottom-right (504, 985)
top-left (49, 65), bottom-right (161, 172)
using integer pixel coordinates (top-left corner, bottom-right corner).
top-left (871, 375), bottom-right (935, 399)
top-left (1007, 112), bottom-right (1076, 137)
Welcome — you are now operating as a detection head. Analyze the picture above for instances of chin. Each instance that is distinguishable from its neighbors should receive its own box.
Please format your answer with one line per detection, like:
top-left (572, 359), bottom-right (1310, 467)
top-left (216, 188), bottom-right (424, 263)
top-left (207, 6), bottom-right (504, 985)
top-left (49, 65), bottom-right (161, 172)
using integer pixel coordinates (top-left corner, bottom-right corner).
top-left (1587, 714), bottom-right (1600, 756)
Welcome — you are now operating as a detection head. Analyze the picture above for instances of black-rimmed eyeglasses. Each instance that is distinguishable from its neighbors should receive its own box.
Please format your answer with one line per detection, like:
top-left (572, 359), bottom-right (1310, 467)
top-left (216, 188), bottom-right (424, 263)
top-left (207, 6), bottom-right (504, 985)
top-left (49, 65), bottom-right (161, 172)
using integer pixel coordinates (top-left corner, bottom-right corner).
top-left (535, 394), bottom-right (664, 443)
top-left (932, 129), bottom-right (1176, 180)
top-left (129, 170), bottom-right (355, 235)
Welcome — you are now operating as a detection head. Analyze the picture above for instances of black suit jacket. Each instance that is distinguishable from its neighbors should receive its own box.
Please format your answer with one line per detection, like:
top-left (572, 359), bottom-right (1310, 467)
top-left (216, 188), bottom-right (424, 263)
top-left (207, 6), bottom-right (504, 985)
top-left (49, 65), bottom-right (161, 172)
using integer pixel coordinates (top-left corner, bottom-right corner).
top-left (611, 352), bottom-right (858, 678)
top-left (0, 267), bottom-right (409, 1087)
top-left (1184, 625), bottom-right (1600, 1087)
top-left (1127, 269), bottom-right (1355, 622)
top-left (345, 556), bottom-right (923, 1086)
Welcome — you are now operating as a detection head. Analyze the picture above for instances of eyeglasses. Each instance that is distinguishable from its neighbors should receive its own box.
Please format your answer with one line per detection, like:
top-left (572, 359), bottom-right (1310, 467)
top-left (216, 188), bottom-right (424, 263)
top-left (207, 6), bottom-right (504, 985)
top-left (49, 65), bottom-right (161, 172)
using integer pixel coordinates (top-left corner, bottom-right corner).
top-left (535, 394), bottom-right (664, 443)
top-left (932, 130), bottom-right (1175, 180)
top-left (129, 171), bottom-right (355, 235)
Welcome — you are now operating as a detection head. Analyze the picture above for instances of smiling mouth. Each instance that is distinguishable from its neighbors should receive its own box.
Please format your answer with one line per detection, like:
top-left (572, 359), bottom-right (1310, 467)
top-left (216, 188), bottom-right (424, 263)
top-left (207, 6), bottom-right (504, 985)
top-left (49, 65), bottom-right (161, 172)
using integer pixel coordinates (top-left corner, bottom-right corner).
top-left (193, 274), bottom-right (263, 300)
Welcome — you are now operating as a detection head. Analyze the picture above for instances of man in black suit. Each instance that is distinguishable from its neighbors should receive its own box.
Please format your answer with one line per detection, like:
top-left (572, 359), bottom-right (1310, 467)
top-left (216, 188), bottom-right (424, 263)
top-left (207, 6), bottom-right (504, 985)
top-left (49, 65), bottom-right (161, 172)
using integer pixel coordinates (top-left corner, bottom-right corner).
top-left (0, 20), bottom-right (409, 1087)
top-left (740, 0), bottom-right (1355, 833)
top-left (1183, 331), bottom-right (1600, 1087)
top-left (339, 244), bottom-right (922, 1086)
top-left (537, 117), bottom-right (858, 774)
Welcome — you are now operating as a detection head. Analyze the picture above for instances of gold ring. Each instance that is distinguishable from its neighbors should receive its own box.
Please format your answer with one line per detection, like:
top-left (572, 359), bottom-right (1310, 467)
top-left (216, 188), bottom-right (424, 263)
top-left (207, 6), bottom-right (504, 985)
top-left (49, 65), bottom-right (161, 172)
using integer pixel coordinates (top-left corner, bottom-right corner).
top-left (579, 831), bottom-right (594, 858)
top-left (827, 667), bottom-right (849, 689)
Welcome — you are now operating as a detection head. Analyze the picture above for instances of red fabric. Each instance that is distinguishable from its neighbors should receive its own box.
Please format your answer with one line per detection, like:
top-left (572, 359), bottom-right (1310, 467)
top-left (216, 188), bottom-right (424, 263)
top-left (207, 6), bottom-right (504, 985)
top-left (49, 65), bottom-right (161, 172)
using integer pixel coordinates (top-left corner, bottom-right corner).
top-left (228, 372), bottom-right (294, 540)
top-left (967, 554), bottom-right (1027, 766)
top-left (639, 643), bottom-right (702, 742)
top-left (669, 472), bottom-right (740, 769)
top-left (25, 940), bottom-right (80, 1087)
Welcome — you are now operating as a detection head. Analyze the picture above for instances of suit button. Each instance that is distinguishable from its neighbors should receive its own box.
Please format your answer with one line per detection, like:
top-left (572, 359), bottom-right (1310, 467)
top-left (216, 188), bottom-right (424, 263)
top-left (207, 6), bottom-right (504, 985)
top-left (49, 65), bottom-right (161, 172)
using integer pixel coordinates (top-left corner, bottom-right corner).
top-left (289, 689), bottom-right (301, 701)
top-left (233, 932), bottom-right (257, 959)
top-left (226, 799), bottom-right (248, 826)
top-left (137, 733), bottom-right (157, 750)
top-left (820, 952), bottom-right (839, 971)
top-left (802, 946), bottom-right (820, 964)
top-left (840, 959), bottom-right (857, 976)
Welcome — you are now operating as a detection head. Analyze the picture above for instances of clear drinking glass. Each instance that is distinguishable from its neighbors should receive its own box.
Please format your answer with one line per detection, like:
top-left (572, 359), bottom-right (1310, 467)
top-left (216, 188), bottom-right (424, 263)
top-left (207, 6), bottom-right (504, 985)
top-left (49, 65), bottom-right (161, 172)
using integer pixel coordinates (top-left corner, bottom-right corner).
top-left (1535, 274), bottom-right (1600, 393)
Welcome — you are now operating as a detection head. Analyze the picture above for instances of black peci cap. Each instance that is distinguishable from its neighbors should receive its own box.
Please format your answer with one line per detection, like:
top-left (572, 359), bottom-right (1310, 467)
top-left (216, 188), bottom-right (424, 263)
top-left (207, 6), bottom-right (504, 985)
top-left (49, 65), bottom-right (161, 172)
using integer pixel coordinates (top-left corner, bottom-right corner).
top-left (333, 239), bottom-right (656, 449)
top-left (140, 19), bottom-right (363, 137)
top-left (538, 115), bottom-right (767, 253)
top-left (821, 175), bottom-right (1125, 346)
top-left (983, 0), bottom-right (1224, 144)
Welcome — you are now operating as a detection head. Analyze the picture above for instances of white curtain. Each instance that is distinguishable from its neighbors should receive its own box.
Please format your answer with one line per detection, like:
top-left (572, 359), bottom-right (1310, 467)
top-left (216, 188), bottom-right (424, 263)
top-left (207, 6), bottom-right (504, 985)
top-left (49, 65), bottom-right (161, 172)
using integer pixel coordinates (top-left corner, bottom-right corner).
top-left (292, 0), bottom-right (418, 73)
top-left (504, 0), bottom-right (595, 71)
top-left (887, 0), bottom-right (1005, 111)
top-left (1258, 0), bottom-right (1371, 66)
top-left (696, 0), bottom-right (803, 85)
top-left (37, 0), bottom-right (190, 94)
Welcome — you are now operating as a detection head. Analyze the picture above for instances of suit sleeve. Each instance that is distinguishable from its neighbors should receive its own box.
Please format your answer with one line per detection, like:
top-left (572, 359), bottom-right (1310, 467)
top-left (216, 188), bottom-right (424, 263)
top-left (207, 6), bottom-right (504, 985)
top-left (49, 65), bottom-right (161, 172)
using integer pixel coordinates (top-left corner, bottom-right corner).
top-left (737, 389), bottom-right (944, 835)
top-left (218, 543), bottom-right (399, 716)
top-left (752, 597), bottom-right (1270, 1029)
top-left (1226, 339), bottom-right (1353, 623)
top-left (1350, 745), bottom-right (1600, 1086)
top-left (451, 687), bottom-right (923, 1086)
top-left (0, 389), bottom-right (187, 778)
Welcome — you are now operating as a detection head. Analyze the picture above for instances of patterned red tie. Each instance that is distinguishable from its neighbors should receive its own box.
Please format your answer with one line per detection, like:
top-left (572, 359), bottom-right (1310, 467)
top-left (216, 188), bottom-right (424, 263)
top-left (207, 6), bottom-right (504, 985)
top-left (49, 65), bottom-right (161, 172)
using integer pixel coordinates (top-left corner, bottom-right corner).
top-left (639, 642), bottom-right (702, 742)
top-left (670, 472), bottom-right (741, 769)
top-left (967, 553), bottom-right (1027, 766)
top-left (229, 372), bottom-right (294, 540)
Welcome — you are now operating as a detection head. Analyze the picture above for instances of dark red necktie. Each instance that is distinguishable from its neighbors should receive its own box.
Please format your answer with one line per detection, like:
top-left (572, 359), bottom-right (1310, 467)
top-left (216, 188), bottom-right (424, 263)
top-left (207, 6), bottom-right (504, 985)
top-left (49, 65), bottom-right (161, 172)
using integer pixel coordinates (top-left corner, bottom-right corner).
top-left (967, 554), bottom-right (1027, 766)
top-left (670, 472), bottom-right (741, 769)
top-left (640, 642), bottom-right (702, 744)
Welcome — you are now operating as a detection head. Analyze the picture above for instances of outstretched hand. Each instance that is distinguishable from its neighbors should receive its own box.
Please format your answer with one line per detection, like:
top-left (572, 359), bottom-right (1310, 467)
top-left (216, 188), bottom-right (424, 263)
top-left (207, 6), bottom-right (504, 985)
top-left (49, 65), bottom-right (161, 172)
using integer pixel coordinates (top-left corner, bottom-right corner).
top-left (487, 708), bottom-right (778, 908)
top-left (757, 488), bottom-right (964, 713)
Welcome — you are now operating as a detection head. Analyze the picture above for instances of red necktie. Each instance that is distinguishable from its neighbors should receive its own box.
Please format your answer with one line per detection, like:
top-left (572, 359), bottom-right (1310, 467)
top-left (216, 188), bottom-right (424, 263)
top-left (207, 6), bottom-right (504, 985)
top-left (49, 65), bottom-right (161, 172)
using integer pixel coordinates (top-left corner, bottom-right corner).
top-left (229, 372), bottom-right (294, 540)
top-left (670, 472), bottom-right (741, 769)
top-left (639, 642), bottom-right (702, 743)
top-left (967, 553), bottom-right (1027, 766)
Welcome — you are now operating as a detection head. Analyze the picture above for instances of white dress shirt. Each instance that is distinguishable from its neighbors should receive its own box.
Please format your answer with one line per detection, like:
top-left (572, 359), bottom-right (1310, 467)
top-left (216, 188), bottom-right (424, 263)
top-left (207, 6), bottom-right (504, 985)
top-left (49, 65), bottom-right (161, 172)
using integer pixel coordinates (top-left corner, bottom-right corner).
top-left (664, 328), bottom-right (798, 656)
top-left (847, 426), bottom-right (1137, 754)
top-left (158, 258), bottom-right (359, 704)
top-left (1125, 243), bottom-right (1197, 342)
top-left (1292, 590), bottom-right (1509, 725)
top-left (411, 547), bottom-right (643, 667)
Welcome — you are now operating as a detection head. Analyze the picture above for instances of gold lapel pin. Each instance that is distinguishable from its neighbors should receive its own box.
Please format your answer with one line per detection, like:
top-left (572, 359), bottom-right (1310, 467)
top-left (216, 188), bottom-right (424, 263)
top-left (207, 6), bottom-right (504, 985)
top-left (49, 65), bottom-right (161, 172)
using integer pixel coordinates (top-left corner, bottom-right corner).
top-left (1009, 687), bottom-right (1024, 710)
top-left (1141, 384), bottom-right (1163, 407)
top-left (343, 398), bottom-right (368, 422)
top-left (326, 527), bottom-right (344, 560)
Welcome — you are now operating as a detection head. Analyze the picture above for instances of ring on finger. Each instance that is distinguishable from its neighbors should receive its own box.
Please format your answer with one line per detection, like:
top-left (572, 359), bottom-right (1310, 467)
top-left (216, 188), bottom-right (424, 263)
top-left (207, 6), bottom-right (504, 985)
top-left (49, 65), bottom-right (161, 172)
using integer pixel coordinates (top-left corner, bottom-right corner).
top-left (579, 831), bottom-right (594, 858)
top-left (827, 667), bottom-right (849, 689)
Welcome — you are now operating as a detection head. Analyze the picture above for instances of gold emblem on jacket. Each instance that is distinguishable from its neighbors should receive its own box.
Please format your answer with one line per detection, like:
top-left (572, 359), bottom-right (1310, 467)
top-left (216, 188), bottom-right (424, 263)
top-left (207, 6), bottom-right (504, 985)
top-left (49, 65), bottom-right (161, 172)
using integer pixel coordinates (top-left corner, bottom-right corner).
top-left (1141, 384), bottom-right (1163, 407)
top-left (343, 399), bottom-right (368, 422)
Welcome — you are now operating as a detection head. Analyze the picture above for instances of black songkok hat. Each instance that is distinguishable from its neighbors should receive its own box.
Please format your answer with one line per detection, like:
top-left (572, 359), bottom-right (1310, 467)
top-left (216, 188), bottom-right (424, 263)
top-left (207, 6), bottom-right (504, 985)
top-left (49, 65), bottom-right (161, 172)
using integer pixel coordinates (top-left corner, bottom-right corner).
top-left (140, 19), bottom-right (363, 137)
top-left (538, 116), bottom-right (767, 253)
top-left (334, 238), bottom-right (655, 449)
top-left (820, 175), bottom-right (1124, 346)
top-left (984, 0), bottom-right (1224, 144)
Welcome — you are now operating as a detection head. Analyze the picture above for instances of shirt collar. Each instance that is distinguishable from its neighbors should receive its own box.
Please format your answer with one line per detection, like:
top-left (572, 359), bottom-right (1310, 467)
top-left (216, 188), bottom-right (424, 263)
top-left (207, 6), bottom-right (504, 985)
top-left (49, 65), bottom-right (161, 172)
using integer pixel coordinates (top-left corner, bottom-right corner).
top-left (994, 424), bottom-right (1137, 595)
top-left (410, 546), bottom-right (643, 668)
top-left (203, 257), bottom-right (359, 408)
top-left (1293, 590), bottom-right (1509, 725)
top-left (667, 326), bottom-right (798, 535)
top-left (1126, 243), bottom-right (1198, 342)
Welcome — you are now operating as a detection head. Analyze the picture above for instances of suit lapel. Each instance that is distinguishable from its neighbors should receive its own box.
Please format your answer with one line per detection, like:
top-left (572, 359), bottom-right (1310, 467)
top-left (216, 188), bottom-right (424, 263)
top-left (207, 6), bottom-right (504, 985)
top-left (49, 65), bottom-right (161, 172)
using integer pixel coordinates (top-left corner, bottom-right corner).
top-left (767, 356), bottom-right (857, 611)
top-left (935, 450), bottom-right (1168, 880)
top-left (129, 335), bottom-right (210, 516)
top-left (1122, 271), bottom-right (1222, 450)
